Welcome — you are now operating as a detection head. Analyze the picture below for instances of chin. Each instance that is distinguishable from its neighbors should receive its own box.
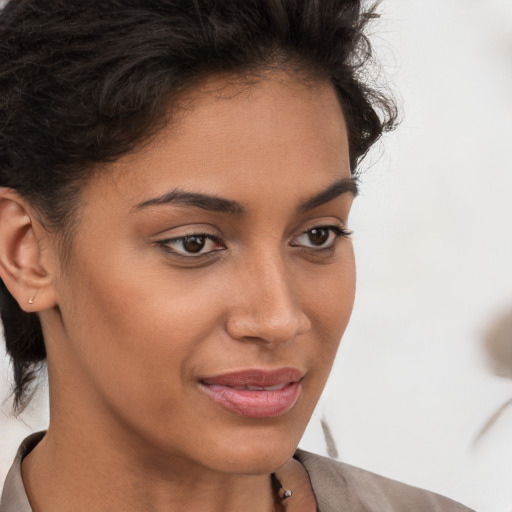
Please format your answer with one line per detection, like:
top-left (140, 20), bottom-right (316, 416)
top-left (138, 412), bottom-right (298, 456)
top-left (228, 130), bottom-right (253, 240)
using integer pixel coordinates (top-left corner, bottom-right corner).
top-left (206, 446), bottom-right (296, 476)
top-left (195, 421), bottom-right (306, 475)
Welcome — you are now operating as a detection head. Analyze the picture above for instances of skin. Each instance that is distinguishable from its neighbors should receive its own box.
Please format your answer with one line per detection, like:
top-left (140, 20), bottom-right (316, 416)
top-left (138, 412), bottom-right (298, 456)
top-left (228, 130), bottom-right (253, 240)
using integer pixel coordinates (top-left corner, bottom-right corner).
top-left (0, 72), bottom-right (356, 512)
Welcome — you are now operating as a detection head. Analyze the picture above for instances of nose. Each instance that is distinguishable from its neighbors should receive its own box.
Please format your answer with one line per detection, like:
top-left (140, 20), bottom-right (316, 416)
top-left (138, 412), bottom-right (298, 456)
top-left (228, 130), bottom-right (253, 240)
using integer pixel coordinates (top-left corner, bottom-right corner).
top-left (225, 253), bottom-right (312, 345)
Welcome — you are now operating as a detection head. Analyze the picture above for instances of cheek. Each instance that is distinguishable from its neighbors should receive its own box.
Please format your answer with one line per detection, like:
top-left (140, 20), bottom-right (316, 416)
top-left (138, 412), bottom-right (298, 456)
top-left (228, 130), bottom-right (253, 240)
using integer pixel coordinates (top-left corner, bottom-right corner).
top-left (299, 244), bottom-right (356, 387)
top-left (55, 249), bottom-right (222, 411)
top-left (307, 245), bottom-right (356, 339)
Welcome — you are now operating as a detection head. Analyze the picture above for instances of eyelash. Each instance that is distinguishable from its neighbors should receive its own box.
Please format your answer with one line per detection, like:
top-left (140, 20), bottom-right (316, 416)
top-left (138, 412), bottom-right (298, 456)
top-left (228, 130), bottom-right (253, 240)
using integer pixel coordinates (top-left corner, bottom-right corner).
top-left (157, 225), bottom-right (352, 258)
top-left (157, 233), bottom-right (224, 258)
top-left (290, 225), bottom-right (352, 251)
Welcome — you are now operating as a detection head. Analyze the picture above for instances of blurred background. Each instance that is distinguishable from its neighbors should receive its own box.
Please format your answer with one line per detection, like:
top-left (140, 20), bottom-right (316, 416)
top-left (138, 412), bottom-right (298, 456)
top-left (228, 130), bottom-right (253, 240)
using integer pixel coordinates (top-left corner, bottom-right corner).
top-left (1, 1), bottom-right (511, 511)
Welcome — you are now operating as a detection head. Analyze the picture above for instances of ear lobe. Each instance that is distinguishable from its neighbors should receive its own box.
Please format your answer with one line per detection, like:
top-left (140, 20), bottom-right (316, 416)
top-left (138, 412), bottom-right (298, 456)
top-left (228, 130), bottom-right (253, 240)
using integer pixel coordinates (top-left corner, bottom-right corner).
top-left (0, 189), bottom-right (58, 312)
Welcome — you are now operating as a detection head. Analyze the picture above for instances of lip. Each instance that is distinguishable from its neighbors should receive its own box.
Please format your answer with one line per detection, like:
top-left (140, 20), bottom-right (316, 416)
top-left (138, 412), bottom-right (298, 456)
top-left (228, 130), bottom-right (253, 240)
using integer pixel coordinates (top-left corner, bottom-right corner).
top-left (199, 368), bottom-right (304, 418)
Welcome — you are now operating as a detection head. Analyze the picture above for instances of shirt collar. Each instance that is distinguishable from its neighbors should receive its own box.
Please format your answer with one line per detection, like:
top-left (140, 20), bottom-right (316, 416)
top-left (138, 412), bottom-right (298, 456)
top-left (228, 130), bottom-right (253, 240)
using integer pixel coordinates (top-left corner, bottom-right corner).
top-left (0, 431), bottom-right (45, 512)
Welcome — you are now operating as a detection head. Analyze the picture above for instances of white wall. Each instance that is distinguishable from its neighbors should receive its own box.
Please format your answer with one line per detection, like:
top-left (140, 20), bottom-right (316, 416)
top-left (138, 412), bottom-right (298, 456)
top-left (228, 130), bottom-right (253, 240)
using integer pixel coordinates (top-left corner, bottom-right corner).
top-left (2, 2), bottom-right (511, 511)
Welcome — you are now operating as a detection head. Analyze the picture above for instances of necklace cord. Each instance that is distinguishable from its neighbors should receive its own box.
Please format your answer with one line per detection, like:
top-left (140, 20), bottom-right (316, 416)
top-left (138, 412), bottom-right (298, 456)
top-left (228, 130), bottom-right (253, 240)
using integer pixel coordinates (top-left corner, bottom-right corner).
top-left (270, 473), bottom-right (286, 512)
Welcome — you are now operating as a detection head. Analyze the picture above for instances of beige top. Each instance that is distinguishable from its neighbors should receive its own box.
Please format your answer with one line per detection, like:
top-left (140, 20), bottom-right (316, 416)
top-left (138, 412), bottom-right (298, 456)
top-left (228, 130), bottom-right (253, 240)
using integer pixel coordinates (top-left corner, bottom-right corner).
top-left (1, 432), bottom-right (475, 512)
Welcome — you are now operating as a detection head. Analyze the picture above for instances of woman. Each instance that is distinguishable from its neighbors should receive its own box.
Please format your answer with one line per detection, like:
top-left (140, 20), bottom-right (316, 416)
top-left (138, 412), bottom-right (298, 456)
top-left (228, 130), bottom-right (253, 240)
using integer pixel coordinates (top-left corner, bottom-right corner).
top-left (0, 1), bottom-right (474, 511)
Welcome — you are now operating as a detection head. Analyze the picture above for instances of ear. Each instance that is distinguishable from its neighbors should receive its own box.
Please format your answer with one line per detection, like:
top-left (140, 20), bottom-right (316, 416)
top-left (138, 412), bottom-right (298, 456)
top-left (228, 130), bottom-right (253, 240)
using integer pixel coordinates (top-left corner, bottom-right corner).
top-left (0, 188), bottom-right (58, 313)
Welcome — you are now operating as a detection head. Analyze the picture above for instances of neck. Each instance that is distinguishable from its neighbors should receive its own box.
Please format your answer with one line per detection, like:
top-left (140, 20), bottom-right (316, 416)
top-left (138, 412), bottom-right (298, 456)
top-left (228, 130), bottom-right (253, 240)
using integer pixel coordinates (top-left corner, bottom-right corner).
top-left (22, 425), bottom-right (278, 512)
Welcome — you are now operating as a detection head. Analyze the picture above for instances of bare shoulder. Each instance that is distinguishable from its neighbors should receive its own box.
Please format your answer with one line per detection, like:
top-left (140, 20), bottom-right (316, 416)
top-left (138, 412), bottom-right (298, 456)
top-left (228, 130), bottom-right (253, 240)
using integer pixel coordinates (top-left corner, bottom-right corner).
top-left (294, 450), bottom-right (476, 512)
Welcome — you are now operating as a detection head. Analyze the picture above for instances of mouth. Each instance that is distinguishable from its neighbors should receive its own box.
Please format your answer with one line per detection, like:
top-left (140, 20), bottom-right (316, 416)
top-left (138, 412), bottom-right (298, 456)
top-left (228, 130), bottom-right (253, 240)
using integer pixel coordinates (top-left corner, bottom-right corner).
top-left (199, 368), bottom-right (304, 418)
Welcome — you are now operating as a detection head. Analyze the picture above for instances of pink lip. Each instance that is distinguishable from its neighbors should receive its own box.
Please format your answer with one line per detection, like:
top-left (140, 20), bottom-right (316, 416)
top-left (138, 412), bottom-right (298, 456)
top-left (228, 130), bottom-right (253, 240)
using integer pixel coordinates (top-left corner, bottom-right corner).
top-left (200, 368), bottom-right (304, 418)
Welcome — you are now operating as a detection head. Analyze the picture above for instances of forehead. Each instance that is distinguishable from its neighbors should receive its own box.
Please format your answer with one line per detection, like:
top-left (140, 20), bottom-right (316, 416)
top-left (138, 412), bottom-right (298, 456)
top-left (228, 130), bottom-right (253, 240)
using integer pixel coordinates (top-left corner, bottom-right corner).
top-left (86, 73), bottom-right (350, 210)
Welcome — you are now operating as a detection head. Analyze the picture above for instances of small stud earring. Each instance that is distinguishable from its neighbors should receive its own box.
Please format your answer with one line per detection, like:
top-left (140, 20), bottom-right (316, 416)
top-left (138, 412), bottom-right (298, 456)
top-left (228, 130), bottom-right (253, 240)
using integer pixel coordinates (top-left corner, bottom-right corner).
top-left (28, 296), bottom-right (35, 305)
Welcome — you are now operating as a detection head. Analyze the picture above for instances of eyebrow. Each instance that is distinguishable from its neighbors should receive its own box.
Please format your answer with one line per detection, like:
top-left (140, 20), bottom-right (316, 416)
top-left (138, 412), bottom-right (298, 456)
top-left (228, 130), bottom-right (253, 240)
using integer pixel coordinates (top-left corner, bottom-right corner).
top-left (135, 177), bottom-right (358, 214)
top-left (135, 189), bottom-right (245, 215)
top-left (298, 177), bottom-right (358, 212)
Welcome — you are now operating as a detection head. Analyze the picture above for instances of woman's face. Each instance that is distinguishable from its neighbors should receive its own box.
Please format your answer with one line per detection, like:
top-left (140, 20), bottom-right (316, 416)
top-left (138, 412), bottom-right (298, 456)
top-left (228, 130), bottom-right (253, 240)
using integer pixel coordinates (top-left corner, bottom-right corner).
top-left (43, 73), bottom-right (356, 475)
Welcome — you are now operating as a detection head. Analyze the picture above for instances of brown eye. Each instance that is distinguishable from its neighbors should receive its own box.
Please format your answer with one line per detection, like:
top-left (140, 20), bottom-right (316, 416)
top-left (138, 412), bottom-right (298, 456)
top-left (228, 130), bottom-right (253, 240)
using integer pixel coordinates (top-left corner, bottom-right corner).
top-left (290, 225), bottom-right (351, 250)
top-left (159, 233), bottom-right (224, 257)
top-left (307, 228), bottom-right (330, 246)
top-left (182, 235), bottom-right (206, 253)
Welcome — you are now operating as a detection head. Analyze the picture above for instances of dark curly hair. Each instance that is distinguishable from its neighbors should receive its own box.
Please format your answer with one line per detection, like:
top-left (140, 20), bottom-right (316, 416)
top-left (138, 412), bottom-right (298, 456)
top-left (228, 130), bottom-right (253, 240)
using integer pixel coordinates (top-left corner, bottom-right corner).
top-left (0, 0), bottom-right (396, 414)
